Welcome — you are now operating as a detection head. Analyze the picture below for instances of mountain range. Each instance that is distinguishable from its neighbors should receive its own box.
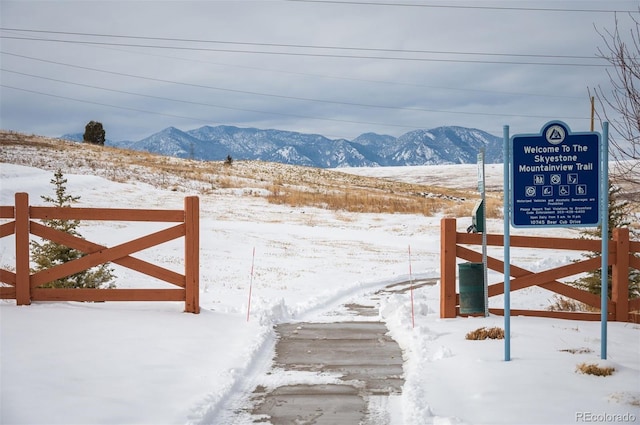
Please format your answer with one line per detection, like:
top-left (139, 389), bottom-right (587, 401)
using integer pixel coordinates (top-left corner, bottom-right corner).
top-left (62, 125), bottom-right (502, 168)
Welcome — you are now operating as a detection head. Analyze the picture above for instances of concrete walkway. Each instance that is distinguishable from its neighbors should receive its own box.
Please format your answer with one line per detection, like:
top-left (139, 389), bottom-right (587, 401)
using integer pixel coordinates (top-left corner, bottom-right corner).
top-left (248, 278), bottom-right (437, 424)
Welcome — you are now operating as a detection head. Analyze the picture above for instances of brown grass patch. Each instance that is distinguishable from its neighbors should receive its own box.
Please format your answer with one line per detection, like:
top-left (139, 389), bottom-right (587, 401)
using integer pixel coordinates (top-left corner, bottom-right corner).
top-left (266, 185), bottom-right (449, 215)
top-left (576, 362), bottom-right (615, 376)
top-left (560, 347), bottom-right (593, 354)
top-left (485, 196), bottom-right (503, 219)
top-left (465, 327), bottom-right (505, 340)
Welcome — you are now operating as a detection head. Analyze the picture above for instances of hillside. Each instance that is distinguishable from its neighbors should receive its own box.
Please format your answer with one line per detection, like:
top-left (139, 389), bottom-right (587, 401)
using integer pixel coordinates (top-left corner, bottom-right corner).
top-left (0, 130), bottom-right (493, 217)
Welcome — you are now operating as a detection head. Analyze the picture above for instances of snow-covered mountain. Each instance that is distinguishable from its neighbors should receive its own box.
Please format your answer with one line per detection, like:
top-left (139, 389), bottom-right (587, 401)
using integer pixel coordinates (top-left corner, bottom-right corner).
top-left (62, 125), bottom-right (502, 168)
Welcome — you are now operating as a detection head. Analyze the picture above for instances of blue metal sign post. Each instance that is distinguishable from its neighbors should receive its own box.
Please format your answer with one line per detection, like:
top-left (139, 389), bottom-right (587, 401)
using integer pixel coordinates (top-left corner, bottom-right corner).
top-left (477, 149), bottom-right (489, 317)
top-left (600, 122), bottom-right (609, 360)
top-left (504, 121), bottom-right (606, 361)
top-left (503, 126), bottom-right (511, 361)
top-left (511, 121), bottom-right (600, 228)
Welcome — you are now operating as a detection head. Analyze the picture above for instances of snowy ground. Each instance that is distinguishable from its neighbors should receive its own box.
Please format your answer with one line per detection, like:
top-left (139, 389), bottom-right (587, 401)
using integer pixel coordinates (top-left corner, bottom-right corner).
top-left (1, 161), bottom-right (639, 425)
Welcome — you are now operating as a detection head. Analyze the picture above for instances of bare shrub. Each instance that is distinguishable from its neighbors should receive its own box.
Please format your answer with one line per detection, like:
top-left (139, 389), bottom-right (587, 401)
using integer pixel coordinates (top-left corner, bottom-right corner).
top-left (576, 362), bottom-right (615, 376)
top-left (465, 327), bottom-right (505, 340)
top-left (547, 295), bottom-right (599, 312)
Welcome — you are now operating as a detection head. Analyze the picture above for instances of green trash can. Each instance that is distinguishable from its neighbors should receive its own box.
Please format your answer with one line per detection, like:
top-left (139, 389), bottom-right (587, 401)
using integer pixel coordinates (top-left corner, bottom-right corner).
top-left (459, 262), bottom-right (485, 314)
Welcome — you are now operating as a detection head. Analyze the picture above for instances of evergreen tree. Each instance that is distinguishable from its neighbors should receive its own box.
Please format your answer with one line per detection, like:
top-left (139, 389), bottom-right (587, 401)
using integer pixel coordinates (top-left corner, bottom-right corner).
top-left (31, 169), bottom-right (116, 289)
top-left (571, 183), bottom-right (640, 299)
top-left (83, 121), bottom-right (106, 145)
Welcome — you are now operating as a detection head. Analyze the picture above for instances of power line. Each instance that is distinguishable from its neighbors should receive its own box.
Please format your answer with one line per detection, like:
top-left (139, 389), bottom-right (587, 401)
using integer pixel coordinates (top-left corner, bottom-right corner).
top-left (0, 35), bottom-right (607, 67)
top-left (0, 29), bottom-right (585, 100)
top-left (0, 28), bottom-right (600, 61)
top-left (0, 83), bottom-right (442, 131)
top-left (283, 0), bottom-right (639, 13)
top-left (1, 82), bottom-right (591, 142)
top-left (1, 67), bottom-right (589, 121)
top-left (64, 42), bottom-right (584, 100)
top-left (0, 84), bottom-right (211, 123)
top-left (0, 29), bottom-right (598, 98)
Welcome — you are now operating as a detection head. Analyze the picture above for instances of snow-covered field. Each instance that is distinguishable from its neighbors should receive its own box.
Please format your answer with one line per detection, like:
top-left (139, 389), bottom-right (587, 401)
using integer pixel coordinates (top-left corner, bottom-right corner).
top-left (1, 157), bottom-right (639, 425)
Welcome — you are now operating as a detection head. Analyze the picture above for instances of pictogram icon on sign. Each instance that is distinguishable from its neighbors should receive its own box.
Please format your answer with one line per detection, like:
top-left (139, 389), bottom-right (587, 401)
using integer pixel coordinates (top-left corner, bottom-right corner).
top-left (576, 185), bottom-right (587, 195)
top-left (546, 125), bottom-right (566, 144)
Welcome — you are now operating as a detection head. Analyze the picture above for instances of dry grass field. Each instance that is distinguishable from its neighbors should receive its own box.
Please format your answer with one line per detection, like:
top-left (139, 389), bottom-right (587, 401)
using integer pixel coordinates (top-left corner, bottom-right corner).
top-left (0, 130), bottom-right (502, 218)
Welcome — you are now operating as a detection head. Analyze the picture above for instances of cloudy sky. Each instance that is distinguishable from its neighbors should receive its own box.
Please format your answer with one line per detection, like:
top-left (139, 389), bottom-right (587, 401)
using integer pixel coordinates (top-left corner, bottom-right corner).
top-left (1, 1), bottom-right (638, 141)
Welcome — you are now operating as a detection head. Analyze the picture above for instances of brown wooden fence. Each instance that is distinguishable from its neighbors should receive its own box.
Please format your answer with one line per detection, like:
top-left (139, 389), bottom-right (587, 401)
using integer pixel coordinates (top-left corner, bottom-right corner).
top-left (440, 217), bottom-right (640, 323)
top-left (0, 193), bottom-right (200, 313)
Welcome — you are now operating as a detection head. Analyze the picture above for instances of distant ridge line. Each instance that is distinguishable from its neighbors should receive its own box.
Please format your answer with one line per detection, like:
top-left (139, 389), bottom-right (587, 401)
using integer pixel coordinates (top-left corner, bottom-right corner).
top-left (62, 124), bottom-right (503, 168)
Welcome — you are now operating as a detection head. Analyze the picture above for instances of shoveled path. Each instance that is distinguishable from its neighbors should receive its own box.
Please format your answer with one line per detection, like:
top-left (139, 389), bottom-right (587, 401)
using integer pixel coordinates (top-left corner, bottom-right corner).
top-left (247, 278), bottom-right (437, 425)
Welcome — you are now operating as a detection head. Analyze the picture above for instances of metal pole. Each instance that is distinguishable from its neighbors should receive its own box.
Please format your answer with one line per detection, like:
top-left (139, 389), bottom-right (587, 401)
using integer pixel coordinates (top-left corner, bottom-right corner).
top-left (601, 122), bottom-right (609, 359)
top-left (481, 149), bottom-right (488, 317)
top-left (503, 125), bottom-right (511, 361)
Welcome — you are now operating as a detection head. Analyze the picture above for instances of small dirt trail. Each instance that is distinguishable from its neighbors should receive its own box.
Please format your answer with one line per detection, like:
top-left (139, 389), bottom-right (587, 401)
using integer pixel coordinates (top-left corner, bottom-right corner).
top-left (245, 278), bottom-right (437, 425)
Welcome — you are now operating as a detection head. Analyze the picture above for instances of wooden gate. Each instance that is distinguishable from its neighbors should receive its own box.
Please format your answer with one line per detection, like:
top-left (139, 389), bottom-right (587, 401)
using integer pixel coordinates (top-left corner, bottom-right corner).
top-left (440, 217), bottom-right (639, 322)
top-left (0, 193), bottom-right (200, 313)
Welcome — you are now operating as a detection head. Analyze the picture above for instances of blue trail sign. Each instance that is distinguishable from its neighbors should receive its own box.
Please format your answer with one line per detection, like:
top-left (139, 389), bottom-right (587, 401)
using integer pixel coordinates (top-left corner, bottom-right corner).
top-left (511, 121), bottom-right (600, 228)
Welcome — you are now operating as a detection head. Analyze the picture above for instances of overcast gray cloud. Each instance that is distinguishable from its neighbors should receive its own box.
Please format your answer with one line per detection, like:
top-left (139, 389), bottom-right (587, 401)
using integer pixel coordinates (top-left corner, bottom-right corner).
top-left (1, 0), bottom-right (638, 141)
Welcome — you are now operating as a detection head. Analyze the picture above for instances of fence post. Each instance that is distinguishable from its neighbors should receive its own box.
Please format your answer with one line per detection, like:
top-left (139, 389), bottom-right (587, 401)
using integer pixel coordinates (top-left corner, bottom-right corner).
top-left (440, 217), bottom-right (457, 318)
top-left (612, 227), bottom-right (629, 322)
top-left (15, 193), bottom-right (31, 305)
top-left (184, 196), bottom-right (200, 314)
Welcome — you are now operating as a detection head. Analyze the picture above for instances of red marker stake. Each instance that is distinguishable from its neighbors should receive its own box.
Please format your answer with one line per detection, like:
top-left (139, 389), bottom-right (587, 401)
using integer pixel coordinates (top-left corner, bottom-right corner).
top-left (246, 247), bottom-right (256, 322)
top-left (409, 245), bottom-right (415, 329)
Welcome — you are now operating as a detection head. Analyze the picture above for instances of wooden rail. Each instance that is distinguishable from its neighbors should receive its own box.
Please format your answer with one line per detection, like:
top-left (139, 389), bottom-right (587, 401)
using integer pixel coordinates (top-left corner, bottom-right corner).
top-left (0, 193), bottom-right (200, 313)
top-left (440, 217), bottom-right (639, 322)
